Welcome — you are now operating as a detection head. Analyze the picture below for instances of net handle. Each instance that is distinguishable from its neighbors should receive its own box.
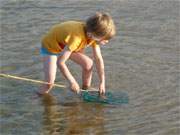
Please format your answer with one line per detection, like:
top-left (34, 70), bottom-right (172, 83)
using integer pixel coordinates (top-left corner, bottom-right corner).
top-left (0, 73), bottom-right (98, 92)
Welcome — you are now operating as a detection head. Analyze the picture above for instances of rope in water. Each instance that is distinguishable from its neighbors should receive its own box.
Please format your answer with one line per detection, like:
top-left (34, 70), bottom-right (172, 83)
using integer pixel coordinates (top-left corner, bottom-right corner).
top-left (0, 73), bottom-right (98, 92)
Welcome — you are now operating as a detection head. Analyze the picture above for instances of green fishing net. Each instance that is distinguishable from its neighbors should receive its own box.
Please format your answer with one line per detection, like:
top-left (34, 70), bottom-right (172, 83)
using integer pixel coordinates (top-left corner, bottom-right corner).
top-left (81, 91), bottom-right (129, 105)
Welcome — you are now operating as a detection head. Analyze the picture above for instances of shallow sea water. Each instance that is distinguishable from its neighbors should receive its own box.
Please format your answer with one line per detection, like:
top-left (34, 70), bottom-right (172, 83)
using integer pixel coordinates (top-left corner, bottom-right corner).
top-left (0, 0), bottom-right (179, 135)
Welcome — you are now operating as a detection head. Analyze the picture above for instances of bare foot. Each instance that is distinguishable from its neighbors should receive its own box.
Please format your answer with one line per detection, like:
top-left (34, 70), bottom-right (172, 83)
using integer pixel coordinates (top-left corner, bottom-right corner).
top-left (82, 85), bottom-right (90, 90)
top-left (36, 90), bottom-right (48, 96)
top-left (37, 85), bottom-right (52, 95)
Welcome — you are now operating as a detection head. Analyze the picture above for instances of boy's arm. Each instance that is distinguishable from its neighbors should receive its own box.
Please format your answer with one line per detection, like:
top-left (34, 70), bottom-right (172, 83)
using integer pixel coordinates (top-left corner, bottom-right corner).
top-left (77, 48), bottom-right (84, 53)
top-left (92, 45), bottom-right (106, 94)
top-left (58, 46), bottom-right (80, 92)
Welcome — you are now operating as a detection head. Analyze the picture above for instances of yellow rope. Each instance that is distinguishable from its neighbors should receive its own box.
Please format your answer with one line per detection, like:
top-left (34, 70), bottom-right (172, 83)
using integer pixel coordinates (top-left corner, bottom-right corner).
top-left (0, 73), bottom-right (98, 92)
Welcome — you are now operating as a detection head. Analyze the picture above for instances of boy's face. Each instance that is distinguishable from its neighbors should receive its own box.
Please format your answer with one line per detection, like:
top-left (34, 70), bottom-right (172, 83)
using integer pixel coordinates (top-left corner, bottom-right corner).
top-left (87, 33), bottom-right (109, 45)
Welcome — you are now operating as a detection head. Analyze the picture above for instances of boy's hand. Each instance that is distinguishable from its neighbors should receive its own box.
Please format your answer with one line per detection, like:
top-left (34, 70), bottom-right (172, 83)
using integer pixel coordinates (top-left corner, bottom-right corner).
top-left (99, 82), bottom-right (105, 95)
top-left (70, 82), bottom-right (80, 94)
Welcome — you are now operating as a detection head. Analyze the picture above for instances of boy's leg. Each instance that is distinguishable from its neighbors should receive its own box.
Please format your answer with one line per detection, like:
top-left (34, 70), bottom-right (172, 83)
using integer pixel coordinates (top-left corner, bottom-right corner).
top-left (70, 52), bottom-right (93, 89)
top-left (39, 55), bottom-right (57, 94)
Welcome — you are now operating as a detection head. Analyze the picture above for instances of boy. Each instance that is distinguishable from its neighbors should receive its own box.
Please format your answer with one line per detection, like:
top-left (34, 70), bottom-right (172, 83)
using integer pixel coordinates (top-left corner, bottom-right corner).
top-left (39, 12), bottom-right (116, 95)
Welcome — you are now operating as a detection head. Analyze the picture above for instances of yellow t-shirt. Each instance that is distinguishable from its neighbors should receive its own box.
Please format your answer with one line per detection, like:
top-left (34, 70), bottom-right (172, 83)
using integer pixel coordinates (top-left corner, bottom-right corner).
top-left (41, 21), bottom-right (97, 53)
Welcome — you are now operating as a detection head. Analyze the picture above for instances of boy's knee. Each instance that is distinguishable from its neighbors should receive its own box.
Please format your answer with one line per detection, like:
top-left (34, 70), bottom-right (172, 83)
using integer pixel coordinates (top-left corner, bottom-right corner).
top-left (84, 59), bottom-right (93, 71)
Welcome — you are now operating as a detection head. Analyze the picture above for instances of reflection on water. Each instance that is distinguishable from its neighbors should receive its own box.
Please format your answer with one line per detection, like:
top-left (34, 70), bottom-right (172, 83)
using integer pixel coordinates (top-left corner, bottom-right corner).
top-left (41, 94), bottom-right (106, 134)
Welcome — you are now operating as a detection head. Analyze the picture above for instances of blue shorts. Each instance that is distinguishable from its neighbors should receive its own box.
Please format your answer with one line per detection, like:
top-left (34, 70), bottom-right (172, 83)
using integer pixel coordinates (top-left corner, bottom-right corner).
top-left (40, 47), bottom-right (61, 56)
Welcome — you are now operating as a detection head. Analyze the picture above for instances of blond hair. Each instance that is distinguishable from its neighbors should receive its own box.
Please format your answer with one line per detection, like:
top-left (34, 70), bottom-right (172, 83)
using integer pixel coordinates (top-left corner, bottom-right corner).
top-left (86, 12), bottom-right (116, 40)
